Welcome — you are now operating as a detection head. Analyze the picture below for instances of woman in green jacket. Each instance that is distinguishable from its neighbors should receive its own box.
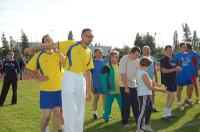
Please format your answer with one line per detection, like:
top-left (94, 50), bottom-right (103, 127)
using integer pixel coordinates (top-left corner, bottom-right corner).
top-left (101, 50), bottom-right (122, 122)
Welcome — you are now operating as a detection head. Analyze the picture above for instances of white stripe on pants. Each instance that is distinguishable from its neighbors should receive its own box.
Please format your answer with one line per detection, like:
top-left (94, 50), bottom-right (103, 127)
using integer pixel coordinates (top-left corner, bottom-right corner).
top-left (137, 95), bottom-right (147, 130)
top-left (62, 71), bottom-right (86, 132)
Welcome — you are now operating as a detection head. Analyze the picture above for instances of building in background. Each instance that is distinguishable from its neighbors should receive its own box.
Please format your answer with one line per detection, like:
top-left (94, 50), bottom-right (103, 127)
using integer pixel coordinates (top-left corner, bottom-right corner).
top-left (89, 43), bottom-right (112, 57)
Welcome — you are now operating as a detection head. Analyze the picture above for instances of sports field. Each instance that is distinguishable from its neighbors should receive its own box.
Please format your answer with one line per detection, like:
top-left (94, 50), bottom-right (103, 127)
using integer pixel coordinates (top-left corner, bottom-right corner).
top-left (0, 80), bottom-right (200, 132)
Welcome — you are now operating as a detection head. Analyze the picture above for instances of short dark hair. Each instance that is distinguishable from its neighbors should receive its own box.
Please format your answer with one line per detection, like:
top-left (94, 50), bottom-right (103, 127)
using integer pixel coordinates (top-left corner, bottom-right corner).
top-left (186, 42), bottom-right (192, 50)
top-left (180, 42), bottom-right (186, 47)
top-left (165, 45), bottom-right (172, 51)
top-left (140, 57), bottom-right (152, 67)
top-left (130, 46), bottom-right (141, 54)
top-left (81, 28), bottom-right (92, 35)
top-left (42, 34), bottom-right (49, 43)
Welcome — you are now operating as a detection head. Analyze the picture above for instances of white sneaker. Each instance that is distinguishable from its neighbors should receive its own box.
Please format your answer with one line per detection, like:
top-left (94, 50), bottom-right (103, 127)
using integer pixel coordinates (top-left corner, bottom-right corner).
top-left (142, 125), bottom-right (154, 132)
top-left (177, 103), bottom-right (183, 110)
top-left (45, 126), bottom-right (50, 132)
top-left (61, 125), bottom-right (64, 132)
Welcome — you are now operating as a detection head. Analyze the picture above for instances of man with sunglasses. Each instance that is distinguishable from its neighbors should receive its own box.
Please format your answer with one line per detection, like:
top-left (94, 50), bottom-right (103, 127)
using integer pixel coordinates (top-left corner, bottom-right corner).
top-left (0, 50), bottom-right (20, 106)
top-left (24, 28), bottom-right (94, 132)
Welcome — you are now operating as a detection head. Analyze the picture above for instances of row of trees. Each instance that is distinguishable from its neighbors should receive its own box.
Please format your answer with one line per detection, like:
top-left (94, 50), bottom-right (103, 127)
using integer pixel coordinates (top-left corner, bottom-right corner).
top-left (132, 22), bottom-right (200, 57)
top-left (1, 23), bottom-right (199, 58)
top-left (0, 30), bottom-right (29, 58)
top-left (173, 23), bottom-right (200, 52)
top-left (0, 30), bottom-right (74, 58)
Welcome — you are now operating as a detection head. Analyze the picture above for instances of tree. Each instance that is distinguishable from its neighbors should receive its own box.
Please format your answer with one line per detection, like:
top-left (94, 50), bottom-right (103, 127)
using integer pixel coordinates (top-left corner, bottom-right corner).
top-left (68, 31), bottom-right (74, 40)
top-left (134, 32), bottom-right (156, 55)
top-left (144, 32), bottom-right (156, 54)
top-left (192, 30), bottom-right (198, 50)
top-left (198, 38), bottom-right (200, 50)
top-left (20, 30), bottom-right (29, 52)
top-left (1, 33), bottom-right (9, 56)
top-left (9, 36), bottom-right (16, 50)
top-left (156, 46), bottom-right (165, 60)
top-left (114, 45), bottom-right (130, 59)
top-left (173, 30), bottom-right (179, 52)
top-left (134, 33), bottom-right (144, 50)
top-left (182, 23), bottom-right (192, 42)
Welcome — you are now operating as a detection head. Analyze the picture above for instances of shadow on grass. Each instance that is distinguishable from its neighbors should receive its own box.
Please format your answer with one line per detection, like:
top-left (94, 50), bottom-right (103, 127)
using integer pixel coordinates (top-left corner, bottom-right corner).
top-left (151, 105), bottom-right (193, 131)
top-left (0, 104), bottom-right (12, 108)
top-left (84, 116), bottom-right (103, 126)
top-left (84, 116), bottom-right (137, 132)
top-left (173, 111), bottom-right (200, 132)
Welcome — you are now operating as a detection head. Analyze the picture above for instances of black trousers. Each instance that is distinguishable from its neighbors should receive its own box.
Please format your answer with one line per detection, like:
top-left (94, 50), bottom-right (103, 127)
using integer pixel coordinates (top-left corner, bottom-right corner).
top-left (0, 77), bottom-right (18, 105)
top-left (120, 87), bottom-right (139, 125)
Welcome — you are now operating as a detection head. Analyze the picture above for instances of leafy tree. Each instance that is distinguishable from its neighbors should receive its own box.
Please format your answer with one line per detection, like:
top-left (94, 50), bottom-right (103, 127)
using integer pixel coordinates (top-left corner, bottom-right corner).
top-left (9, 36), bottom-right (16, 50)
top-left (192, 30), bottom-right (198, 50)
top-left (182, 23), bottom-right (192, 42)
top-left (173, 30), bottom-right (179, 52)
top-left (134, 33), bottom-right (144, 50)
top-left (21, 30), bottom-right (29, 52)
top-left (134, 32), bottom-right (156, 55)
top-left (1, 33), bottom-right (9, 56)
top-left (114, 45), bottom-right (130, 59)
top-left (156, 46), bottom-right (165, 61)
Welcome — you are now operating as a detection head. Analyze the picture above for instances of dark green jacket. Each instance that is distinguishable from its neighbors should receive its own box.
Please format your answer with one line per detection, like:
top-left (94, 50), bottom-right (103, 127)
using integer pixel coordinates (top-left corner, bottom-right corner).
top-left (100, 63), bottom-right (120, 94)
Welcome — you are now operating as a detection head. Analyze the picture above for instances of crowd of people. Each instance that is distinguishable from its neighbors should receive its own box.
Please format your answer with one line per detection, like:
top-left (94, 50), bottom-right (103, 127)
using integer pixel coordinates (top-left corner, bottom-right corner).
top-left (0, 28), bottom-right (199, 132)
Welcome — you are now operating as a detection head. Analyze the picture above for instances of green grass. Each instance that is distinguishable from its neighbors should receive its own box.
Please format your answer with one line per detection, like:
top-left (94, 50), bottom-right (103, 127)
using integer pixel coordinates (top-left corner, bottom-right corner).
top-left (0, 80), bottom-right (200, 132)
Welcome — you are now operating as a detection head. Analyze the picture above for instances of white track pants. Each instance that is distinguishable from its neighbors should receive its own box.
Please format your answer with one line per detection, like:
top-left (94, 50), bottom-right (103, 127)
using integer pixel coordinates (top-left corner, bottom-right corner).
top-left (62, 71), bottom-right (86, 132)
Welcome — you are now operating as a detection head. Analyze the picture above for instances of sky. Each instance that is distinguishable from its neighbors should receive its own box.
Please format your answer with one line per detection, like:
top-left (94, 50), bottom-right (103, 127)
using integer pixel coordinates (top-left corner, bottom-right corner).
top-left (0, 0), bottom-right (200, 48)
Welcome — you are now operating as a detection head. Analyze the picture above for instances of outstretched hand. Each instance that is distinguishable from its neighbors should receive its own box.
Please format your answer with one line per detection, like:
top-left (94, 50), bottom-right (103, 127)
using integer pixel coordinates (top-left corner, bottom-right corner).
top-left (155, 87), bottom-right (167, 93)
top-left (53, 48), bottom-right (60, 54)
top-left (24, 48), bottom-right (31, 55)
top-left (152, 81), bottom-right (162, 88)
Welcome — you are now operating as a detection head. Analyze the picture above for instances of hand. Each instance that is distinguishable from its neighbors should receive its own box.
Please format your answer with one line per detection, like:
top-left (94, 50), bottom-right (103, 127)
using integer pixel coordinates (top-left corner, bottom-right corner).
top-left (36, 76), bottom-right (49, 82)
top-left (175, 66), bottom-right (182, 72)
top-left (155, 87), bottom-right (167, 93)
top-left (1, 74), bottom-right (5, 78)
top-left (37, 76), bottom-right (49, 82)
top-left (24, 48), bottom-right (32, 55)
top-left (125, 87), bottom-right (129, 94)
top-left (34, 72), bottom-right (49, 82)
top-left (86, 92), bottom-right (91, 101)
top-left (91, 86), bottom-right (95, 94)
top-left (53, 48), bottom-right (60, 54)
top-left (152, 81), bottom-right (161, 88)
